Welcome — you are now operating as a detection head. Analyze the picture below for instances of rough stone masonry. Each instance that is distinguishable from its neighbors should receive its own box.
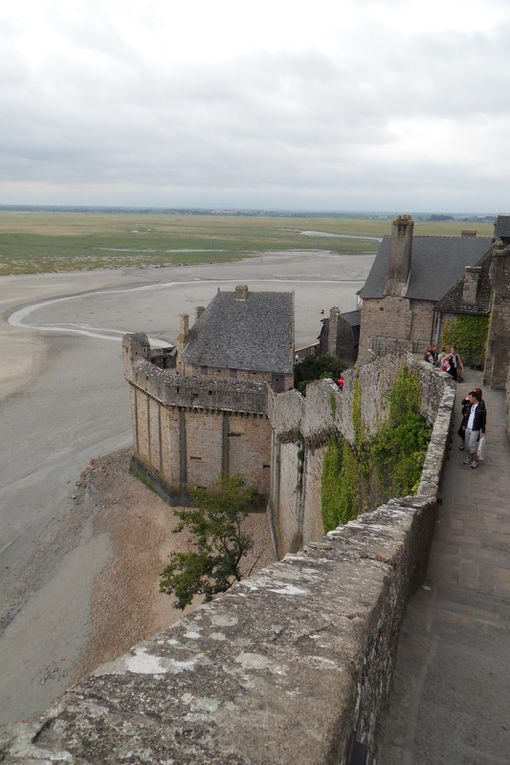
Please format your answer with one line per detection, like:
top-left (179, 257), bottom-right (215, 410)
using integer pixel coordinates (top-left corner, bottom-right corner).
top-left (0, 356), bottom-right (454, 764)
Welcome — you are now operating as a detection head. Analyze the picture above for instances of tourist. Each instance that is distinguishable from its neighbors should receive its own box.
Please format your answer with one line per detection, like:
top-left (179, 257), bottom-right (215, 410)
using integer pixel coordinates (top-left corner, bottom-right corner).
top-left (457, 386), bottom-right (483, 450)
top-left (440, 351), bottom-right (451, 374)
top-left (458, 394), bottom-right (471, 450)
top-left (463, 389), bottom-right (486, 469)
top-left (448, 346), bottom-right (464, 382)
top-left (424, 347), bottom-right (434, 364)
top-left (337, 372), bottom-right (345, 392)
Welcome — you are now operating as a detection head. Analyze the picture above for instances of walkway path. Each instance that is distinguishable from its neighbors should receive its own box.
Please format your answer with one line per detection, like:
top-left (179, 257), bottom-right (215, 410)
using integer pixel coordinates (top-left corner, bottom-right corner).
top-left (378, 372), bottom-right (510, 764)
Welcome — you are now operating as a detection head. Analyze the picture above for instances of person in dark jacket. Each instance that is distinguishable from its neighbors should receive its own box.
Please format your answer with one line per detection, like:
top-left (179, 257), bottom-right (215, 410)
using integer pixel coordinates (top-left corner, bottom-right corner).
top-left (463, 389), bottom-right (486, 468)
top-left (458, 386), bottom-right (484, 450)
top-left (458, 395), bottom-right (471, 450)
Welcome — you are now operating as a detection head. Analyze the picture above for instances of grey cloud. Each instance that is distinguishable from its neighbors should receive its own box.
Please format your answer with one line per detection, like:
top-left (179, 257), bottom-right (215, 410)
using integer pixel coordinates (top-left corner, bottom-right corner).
top-left (1, 6), bottom-right (510, 210)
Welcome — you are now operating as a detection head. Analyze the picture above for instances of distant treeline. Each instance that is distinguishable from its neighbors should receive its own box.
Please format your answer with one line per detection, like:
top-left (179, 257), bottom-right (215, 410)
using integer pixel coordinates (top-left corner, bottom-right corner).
top-left (0, 205), bottom-right (496, 221)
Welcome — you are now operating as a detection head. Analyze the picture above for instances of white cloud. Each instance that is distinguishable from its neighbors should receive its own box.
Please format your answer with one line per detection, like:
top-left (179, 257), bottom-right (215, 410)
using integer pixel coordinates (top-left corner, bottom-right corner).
top-left (1, 0), bottom-right (509, 210)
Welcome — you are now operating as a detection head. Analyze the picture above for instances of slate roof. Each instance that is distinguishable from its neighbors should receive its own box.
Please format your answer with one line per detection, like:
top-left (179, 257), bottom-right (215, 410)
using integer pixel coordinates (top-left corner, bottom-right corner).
top-left (434, 250), bottom-right (492, 316)
top-left (359, 235), bottom-right (492, 301)
top-left (181, 290), bottom-right (294, 374)
top-left (340, 309), bottom-right (361, 327)
top-left (495, 215), bottom-right (510, 239)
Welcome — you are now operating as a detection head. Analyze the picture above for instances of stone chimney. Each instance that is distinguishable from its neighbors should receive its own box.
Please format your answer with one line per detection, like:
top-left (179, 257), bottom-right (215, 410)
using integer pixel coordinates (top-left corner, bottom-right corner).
top-left (462, 266), bottom-right (481, 305)
top-left (235, 284), bottom-right (249, 301)
top-left (328, 306), bottom-right (340, 357)
top-left (177, 313), bottom-right (189, 358)
top-left (386, 215), bottom-right (414, 296)
top-left (195, 306), bottom-right (205, 321)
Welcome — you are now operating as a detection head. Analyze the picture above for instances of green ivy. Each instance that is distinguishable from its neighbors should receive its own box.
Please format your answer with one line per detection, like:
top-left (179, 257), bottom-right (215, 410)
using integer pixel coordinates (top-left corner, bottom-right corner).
top-left (352, 376), bottom-right (362, 445)
top-left (440, 314), bottom-right (489, 367)
top-left (321, 365), bottom-right (431, 532)
top-left (321, 436), bottom-right (361, 531)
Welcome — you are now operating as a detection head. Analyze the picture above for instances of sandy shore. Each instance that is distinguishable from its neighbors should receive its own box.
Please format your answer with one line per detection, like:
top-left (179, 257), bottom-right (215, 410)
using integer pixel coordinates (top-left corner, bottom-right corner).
top-left (73, 450), bottom-right (276, 679)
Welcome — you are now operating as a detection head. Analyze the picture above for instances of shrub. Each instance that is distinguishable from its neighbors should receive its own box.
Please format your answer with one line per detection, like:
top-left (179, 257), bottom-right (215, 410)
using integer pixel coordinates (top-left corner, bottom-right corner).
top-left (160, 475), bottom-right (254, 609)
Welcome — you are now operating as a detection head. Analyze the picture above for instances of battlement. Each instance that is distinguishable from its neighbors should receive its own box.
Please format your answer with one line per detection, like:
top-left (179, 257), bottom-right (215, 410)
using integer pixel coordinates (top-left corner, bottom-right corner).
top-left (131, 358), bottom-right (268, 415)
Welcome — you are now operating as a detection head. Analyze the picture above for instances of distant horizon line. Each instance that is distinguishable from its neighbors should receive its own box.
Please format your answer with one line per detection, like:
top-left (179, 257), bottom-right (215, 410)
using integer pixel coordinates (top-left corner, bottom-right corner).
top-left (0, 204), bottom-right (498, 219)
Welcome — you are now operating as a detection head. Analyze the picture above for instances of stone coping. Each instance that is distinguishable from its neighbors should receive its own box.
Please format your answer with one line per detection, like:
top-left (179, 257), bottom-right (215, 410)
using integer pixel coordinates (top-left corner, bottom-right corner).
top-left (0, 496), bottom-right (437, 765)
top-left (0, 359), bottom-right (455, 763)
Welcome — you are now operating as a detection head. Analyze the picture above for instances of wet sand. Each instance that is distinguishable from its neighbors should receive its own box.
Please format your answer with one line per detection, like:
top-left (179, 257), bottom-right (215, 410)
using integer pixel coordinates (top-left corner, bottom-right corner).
top-left (0, 251), bottom-right (373, 725)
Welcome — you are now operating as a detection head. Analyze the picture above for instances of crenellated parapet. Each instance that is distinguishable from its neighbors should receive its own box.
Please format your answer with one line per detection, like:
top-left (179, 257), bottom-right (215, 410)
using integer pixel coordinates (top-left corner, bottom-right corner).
top-left (131, 358), bottom-right (268, 415)
top-left (124, 333), bottom-right (272, 501)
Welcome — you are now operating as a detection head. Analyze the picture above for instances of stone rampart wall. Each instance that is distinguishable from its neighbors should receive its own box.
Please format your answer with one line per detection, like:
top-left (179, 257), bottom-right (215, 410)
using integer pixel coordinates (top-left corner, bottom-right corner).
top-left (0, 354), bottom-right (455, 764)
top-left (131, 358), bottom-right (269, 414)
top-left (484, 241), bottom-right (510, 389)
top-left (127, 359), bottom-right (271, 496)
top-left (268, 354), bottom-right (454, 557)
top-left (0, 499), bottom-right (447, 765)
top-left (506, 366), bottom-right (510, 441)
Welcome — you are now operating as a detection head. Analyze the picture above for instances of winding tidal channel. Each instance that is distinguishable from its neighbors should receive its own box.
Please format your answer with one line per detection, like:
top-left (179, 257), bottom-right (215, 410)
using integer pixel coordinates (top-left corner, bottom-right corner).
top-left (0, 251), bottom-right (373, 725)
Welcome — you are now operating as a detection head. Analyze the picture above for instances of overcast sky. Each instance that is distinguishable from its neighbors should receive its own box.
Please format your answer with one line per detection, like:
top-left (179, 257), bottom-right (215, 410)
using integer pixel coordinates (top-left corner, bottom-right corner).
top-left (1, 0), bottom-right (509, 212)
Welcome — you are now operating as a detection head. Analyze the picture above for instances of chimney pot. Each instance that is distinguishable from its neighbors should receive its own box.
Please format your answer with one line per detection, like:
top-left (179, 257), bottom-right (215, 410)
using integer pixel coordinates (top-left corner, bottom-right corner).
top-left (235, 284), bottom-right (249, 301)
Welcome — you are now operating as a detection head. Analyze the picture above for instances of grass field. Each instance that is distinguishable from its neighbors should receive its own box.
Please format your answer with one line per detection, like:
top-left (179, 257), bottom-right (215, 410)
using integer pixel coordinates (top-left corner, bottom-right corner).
top-left (0, 212), bottom-right (495, 276)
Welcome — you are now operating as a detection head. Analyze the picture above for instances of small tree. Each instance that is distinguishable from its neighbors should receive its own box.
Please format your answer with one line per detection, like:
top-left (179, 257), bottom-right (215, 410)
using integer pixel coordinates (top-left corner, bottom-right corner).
top-left (294, 355), bottom-right (347, 395)
top-left (160, 475), bottom-right (254, 609)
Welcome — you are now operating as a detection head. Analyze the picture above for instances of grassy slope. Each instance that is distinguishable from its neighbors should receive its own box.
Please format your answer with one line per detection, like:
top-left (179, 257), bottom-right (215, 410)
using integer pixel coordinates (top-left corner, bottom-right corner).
top-left (0, 212), bottom-right (494, 276)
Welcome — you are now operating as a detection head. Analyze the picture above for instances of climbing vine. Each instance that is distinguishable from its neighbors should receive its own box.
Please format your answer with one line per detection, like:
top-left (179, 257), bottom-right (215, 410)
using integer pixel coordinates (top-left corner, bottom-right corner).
top-left (321, 436), bottom-right (361, 531)
top-left (321, 365), bottom-right (432, 533)
top-left (440, 315), bottom-right (489, 367)
top-left (352, 375), bottom-right (362, 445)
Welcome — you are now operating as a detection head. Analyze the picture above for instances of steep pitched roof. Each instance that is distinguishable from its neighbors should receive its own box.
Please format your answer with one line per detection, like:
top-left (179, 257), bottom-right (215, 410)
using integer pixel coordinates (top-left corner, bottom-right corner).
top-left (339, 309), bottom-right (361, 327)
top-left (495, 215), bottom-right (510, 239)
top-left (359, 235), bottom-right (492, 301)
top-left (181, 289), bottom-right (294, 374)
top-left (434, 250), bottom-right (492, 315)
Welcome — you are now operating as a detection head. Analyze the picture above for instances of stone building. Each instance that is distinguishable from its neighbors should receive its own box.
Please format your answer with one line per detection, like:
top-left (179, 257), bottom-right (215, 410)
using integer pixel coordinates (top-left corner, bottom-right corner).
top-left (432, 249), bottom-right (493, 363)
top-left (318, 306), bottom-right (360, 364)
top-left (357, 215), bottom-right (492, 359)
top-left (123, 286), bottom-right (294, 501)
top-left (177, 284), bottom-right (294, 392)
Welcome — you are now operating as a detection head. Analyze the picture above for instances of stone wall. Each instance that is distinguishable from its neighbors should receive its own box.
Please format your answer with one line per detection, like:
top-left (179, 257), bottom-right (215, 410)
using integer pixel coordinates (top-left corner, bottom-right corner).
top-left (0, 453), bottom-right (451, 765)
top-left (180, 362), bottom-right (293, 392)
top-left (484, 240), bottom-right (510, 389)
top-left (0, 353), bottom-right (455, 765)
top-left (268, 354), bottom-right (454, 557)
top-left (358, 296), bottom-right (412, 359)
top-left (125, 348), bottom-right (272, 497)
top-left (358, 296), bottom-right (435, 360)
top-left (506, 366), bottom-right (510, 442)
